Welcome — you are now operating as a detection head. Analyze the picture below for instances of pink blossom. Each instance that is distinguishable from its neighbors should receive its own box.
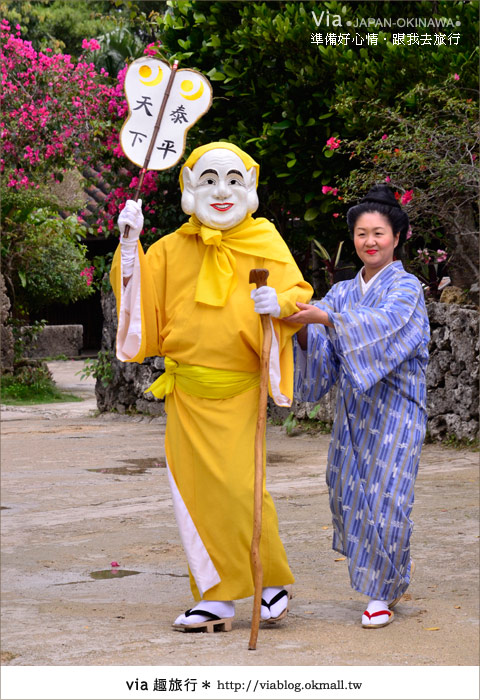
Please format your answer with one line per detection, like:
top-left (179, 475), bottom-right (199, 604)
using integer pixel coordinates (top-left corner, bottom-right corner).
top-left (436, 250), bottom-right (447, 263)
top-left (144, 43), bottom-right (159, 56)
top-left (82, 38), bottom-right (101, 51)
top-left (326, 136), bottom-right (341, 150)
top-left (401, 190), bottom-right (413, 205)
top-left (381, 134), bottom-right (388, 140)
top-left (406, 227), bottom-right (413, 240)
top-left (385, 176), bottom-right (391, 183)
top-left (453, 73), bottom-right (460, 81)
top-left (332, 213), bottom-right (339, 218)
top-left (80, 266), bottom-right (95, 286)
top-left (110, 561), bottom-right (120, 568)
top-left (417, 248), bottom-right (431, 264)
top-left (321, 185), bottom-right (338, 196)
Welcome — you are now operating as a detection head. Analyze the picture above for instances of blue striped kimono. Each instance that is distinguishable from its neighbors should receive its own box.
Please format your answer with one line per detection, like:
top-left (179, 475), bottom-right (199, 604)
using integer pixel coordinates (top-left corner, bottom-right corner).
top-left (294, 261), bottom-right (429, 602)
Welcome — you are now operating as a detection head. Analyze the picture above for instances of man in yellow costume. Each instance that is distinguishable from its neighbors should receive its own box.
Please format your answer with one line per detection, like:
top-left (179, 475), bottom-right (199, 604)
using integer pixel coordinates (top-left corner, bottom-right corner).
top-left (111, 142), bottom-right (312, 631)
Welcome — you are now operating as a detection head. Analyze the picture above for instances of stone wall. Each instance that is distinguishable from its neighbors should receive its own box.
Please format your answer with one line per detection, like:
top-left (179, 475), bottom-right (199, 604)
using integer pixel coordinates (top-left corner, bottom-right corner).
top-left (425, 302), bottom-right (479, 441)
top-left (0, 273), bottom-right (14, 373)
top-left (22, 325), bottom-right (84, 359)
top-left (95, 288), bottom-right (165, 416)
top-left (97, 289), bottom-right (479, 440)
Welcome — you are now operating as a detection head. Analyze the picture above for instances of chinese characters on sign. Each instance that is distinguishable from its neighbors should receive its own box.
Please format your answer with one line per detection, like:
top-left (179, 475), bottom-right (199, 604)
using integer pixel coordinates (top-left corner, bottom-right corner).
top-left (310, 32), bottom-right (461, 45)
top-left (120, 58), bottom-right (212, 170)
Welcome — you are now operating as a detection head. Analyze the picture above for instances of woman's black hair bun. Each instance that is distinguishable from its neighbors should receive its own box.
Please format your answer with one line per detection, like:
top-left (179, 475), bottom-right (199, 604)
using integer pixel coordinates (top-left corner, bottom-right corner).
top-left (360, 184), bottom-right (401, 209)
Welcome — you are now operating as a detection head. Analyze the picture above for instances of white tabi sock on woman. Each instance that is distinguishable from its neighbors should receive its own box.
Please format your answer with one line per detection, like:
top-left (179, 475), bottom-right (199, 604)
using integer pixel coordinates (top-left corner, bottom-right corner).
top-left (361, 599), bottom-right (394, 628)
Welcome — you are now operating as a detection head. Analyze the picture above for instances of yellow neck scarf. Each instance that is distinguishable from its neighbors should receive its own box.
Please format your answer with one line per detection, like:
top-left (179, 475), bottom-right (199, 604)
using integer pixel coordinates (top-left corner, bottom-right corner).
top-left (176, 215), bottom-right (295, 307)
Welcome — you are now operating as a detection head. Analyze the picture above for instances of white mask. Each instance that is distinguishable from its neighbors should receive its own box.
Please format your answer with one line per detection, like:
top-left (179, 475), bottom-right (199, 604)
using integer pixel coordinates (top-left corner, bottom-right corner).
top-left (181, 149), bottom-right (258, 230)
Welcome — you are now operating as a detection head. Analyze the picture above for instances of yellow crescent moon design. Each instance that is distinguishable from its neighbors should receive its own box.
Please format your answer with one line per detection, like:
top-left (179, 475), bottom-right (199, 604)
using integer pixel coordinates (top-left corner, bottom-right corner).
top-left (139, 64), bottom-right (163, 87)
top-left (180, 78), bottom-right (204, 101)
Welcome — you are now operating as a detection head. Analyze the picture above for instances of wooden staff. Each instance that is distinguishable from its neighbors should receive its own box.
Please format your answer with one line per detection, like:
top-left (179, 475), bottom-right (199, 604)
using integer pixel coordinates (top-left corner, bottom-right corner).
top-left (123, 59), bottom-right (179, 238)
top-left (248, 268), bottom-right (273, 651)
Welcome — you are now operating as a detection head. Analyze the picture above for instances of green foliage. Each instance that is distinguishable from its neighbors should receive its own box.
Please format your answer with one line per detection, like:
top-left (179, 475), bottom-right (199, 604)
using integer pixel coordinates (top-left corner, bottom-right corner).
top-left (118, 0), bottom-right (478, 287)
top-left (1, 365), bottom-right (81, 405)
top-left (85, 25), bottom-right (145, 76)
top-left (283, 411), bottom-right (299, 436)
top-left (1, 207), bottom-right (94, 316)
top-left (9, 319), bottom-right (47, 364)
top-left (77, 350), bottom-right (114, 387)
top-left (313, 240), bottom-right (352, 287)
top-left (0, 0), bottom-right (118, 54)
top-left (283, 407), bottom-right (332, 435)
top-left (333, 77), bottom-right (479, 292)
top-left (92, 254), bottom-right (114, 293)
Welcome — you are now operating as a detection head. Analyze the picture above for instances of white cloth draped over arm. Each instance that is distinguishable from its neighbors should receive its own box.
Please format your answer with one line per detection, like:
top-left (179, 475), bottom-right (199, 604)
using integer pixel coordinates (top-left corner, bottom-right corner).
top-left (116, 241), bottom-right (143, 361)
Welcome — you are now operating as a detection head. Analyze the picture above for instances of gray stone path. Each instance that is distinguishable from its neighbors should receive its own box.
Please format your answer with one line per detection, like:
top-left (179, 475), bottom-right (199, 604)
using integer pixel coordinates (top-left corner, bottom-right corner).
top-left (1, 362), bottom-right (478, 667)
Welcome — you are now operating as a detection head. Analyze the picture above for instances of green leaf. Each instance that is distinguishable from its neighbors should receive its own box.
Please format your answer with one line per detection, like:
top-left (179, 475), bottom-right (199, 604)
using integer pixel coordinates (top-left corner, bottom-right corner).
top-left (313, 240), bottom-right (330, 259)
top-left (272, 120), bottom-right (291, 130)
top-left (18, 270), bottom-right (27, 288)
top-left (334, 241), bottom-right (344, 267)
top-left (206, 68), bottom-right (225, 81)
top-left (304, 208), bottom-right (319, 222)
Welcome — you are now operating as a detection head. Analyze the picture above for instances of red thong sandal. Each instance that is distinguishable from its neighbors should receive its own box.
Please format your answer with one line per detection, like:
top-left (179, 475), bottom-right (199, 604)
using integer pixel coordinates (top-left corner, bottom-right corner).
top-left (362, 608), bottom-right (395, 629)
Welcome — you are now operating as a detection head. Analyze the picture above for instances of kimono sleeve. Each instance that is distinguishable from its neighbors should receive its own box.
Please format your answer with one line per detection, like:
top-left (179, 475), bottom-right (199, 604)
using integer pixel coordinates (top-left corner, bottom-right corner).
top-left (328, 275), bottom-right (428, 393)
top-left (110, 241), bottom-right (166, 363)
top-left (293, 288), bottom-right (340, 402)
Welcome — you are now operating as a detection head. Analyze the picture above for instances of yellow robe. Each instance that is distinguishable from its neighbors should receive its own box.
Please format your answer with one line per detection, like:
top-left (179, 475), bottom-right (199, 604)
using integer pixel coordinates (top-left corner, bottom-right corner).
top-left (111, 216), bottom-right (312, 601)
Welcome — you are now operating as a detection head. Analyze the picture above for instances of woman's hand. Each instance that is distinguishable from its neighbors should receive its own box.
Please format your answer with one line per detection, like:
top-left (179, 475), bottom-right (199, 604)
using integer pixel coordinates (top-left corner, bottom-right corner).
top-left (284, 302), bottom-right (333, 327)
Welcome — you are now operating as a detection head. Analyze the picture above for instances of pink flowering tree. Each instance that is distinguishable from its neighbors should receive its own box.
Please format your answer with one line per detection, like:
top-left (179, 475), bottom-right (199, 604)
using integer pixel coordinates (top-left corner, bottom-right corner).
top-left (1, 21), bottom-right (113, 192)
top-left (0, 20), bottom-right (115, 316)
top-left (331, 77), bottom-right (479, 297)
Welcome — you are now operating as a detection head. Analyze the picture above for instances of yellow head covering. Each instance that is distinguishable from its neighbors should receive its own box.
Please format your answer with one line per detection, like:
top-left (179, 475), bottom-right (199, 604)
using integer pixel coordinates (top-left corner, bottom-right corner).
top-left (179, 142), bottom-right (259, 191)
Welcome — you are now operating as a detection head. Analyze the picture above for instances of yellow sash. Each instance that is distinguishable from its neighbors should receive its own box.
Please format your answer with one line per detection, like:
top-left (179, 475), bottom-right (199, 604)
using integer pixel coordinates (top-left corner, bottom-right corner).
top-left (145, 357), bottom-right (260, 400)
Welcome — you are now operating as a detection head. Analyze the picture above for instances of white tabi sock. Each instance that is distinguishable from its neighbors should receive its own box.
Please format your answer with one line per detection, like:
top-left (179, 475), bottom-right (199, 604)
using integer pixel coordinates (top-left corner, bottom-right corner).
top-left (362, 599), bottom-right (391, 627)
top-left (174, 600), bottom-right (235, 626)
top-left (261, 586), bottom-right (289, 620)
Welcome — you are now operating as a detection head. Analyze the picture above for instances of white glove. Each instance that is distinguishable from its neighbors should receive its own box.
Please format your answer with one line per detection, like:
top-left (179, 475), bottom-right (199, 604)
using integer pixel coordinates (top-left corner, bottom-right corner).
top-left (119, 199), bottom-right (143, 279)
top-left (250, 286), bottom-right (281, 318)
top-left (118, 199), bottom-right (143, 241)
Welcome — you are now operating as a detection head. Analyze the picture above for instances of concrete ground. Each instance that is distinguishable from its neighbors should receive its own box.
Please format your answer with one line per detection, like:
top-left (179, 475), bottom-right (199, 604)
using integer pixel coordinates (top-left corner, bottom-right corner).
top-left (1, 361), bottom-right (479, 667)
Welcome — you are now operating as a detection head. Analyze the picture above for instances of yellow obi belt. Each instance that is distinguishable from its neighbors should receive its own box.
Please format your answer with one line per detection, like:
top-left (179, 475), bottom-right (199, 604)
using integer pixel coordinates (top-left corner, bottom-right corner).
top-left (145, 356), bottom-right (260, 400)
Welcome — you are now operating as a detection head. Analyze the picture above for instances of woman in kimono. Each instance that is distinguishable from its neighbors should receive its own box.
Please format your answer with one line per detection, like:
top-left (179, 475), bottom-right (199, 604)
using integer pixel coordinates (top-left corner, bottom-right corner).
top-left (112, 142), bottom-right (312, 631)
top-left (285, 184), bottom-right (430, 628)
